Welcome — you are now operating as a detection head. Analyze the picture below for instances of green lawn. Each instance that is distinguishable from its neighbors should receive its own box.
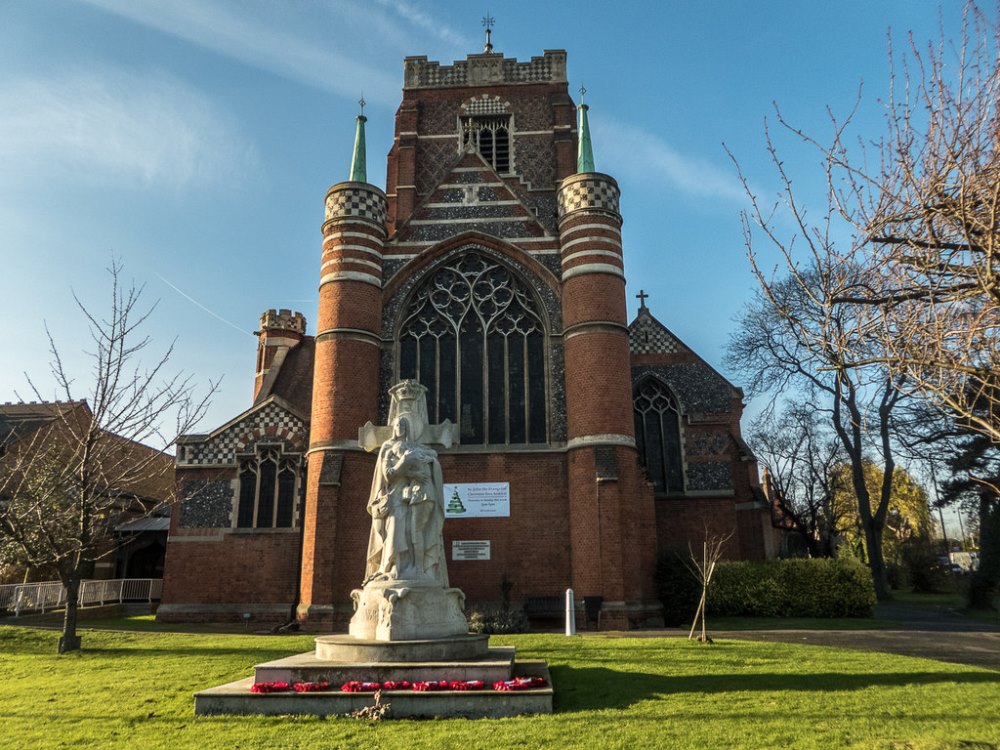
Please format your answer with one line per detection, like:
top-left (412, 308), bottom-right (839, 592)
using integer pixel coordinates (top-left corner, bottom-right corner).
top-left (2, 623), bottom-right (999, 750)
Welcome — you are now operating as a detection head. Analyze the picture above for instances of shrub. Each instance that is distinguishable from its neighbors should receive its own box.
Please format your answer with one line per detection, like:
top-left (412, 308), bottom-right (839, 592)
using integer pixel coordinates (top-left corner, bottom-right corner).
top-left (655, 551), bottom-right (701, 626)
top-left (706, 557), bottom-right (876, 618)
top-left (900, 539), bottom-right (949, 593)
top-left (468, 606), bottom-right (529, 634)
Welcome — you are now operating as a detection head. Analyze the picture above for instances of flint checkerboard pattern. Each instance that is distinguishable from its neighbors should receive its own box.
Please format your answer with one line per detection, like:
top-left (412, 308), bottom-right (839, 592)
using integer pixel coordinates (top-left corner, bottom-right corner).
top-left (557, 178), bottom-right (620, 218)
top-left (629, 314), bottom-right (683, 355)
top-left (325, 187), bottom-right (388, 225)
top-left (178, 402), bottom-right (307, 466)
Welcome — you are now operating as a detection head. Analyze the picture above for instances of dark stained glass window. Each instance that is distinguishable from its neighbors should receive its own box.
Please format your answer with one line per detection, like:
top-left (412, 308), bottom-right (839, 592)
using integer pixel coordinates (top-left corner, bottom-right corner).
top-left (462, 117), bottom-right (511, 173)
top-left (633, 379), bottom-right (684, 494)
top-left (235, 447), bottom-right (301, 528)
top-left (398, 253), bottom-right (547, 445)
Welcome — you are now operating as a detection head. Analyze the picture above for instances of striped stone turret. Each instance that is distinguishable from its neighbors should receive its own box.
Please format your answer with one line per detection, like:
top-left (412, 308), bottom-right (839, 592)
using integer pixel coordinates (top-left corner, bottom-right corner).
top-left (557, 118), bottom-right (657, 626)
top-left (557, 171), bottom-right (630, 444)
top-left (299, 112), bottom-right (388, 625)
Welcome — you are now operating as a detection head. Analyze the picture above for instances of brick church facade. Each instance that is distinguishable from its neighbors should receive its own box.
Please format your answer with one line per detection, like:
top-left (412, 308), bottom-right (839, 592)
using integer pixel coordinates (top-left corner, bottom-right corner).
top-left (159, 45), bottom-right (775, 630)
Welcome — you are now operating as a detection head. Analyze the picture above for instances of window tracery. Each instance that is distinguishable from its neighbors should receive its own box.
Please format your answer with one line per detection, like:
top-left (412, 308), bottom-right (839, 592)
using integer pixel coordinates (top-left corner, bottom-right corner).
top-left (235, 446), bottom-right (300, 528)
top-left (462, 116), bottom-right (511, 173)
top-left (397, 253), bottom-right (547, 445)
top-left (633, 379), bottom-right (685, 494)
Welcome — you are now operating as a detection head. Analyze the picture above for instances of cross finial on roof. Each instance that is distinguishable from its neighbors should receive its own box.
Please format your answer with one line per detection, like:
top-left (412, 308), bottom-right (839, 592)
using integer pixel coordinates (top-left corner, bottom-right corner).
top-left (358, 93), bottom-right (366, 116)
top-left (636, 289), bottom-right (650, 309)
top-left (579, 84), bottom-right (587, 105)
top-left (482, 11), bottom-right (495, 52)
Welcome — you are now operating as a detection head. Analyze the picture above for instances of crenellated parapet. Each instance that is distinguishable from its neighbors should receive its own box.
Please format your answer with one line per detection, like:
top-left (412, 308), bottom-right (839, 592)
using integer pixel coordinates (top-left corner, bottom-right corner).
top-left (260, 309), bottom-right (306, 336)
top-left (403, 49), bottom-right (567, 89)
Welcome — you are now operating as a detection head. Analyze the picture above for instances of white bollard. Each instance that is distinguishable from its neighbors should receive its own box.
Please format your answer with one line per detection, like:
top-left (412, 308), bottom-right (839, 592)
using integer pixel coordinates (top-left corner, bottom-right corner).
top-left (565, 588), bottom-right (576, 636)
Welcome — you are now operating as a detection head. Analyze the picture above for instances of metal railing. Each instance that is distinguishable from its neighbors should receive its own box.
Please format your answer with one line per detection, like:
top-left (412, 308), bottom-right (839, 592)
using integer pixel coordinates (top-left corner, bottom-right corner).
top-left (0, 578), bottom-right (163, 617)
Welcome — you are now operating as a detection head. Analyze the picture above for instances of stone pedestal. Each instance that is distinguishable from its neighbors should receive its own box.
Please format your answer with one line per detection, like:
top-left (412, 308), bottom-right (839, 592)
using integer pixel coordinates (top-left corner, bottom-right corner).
top-left (348, 580), bottom-right (468, 641)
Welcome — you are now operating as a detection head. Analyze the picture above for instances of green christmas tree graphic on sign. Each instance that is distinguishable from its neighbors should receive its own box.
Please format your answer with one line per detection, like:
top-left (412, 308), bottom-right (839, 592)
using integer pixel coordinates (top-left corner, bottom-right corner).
top-left (447, 487), bottom-right (467, 514)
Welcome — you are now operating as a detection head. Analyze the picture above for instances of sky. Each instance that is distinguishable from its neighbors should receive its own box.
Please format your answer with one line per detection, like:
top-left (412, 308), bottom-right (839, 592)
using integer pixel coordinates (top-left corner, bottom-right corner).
top-left (0, 0), bottom-right (984, 498)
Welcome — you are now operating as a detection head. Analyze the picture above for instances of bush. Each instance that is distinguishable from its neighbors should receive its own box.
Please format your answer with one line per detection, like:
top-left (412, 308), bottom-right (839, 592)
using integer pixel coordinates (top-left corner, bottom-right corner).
top-left (706, 557), bottom-right (876, 618)
top-left (467, 605), bottom-right (529, 634)
top-left (900, 539), bottom-right (949, 593)
top-left (655, 551), bottom-right (701, 626)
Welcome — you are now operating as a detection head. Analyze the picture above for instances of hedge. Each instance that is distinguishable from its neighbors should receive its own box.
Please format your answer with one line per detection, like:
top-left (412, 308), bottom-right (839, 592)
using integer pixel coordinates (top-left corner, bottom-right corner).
top-left (656, 554), bottom-right (877, 620)
top-left (706, 557), bottom-right (876, 618)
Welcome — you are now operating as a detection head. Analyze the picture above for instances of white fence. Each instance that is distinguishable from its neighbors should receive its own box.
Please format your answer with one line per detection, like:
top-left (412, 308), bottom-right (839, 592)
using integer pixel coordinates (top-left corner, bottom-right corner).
top-left (0, 578), bottom-right (163, 617)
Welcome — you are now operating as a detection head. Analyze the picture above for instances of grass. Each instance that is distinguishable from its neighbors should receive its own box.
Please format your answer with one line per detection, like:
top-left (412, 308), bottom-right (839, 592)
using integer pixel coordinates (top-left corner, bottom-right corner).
top-left (2, 622), bottom-right (999, 749)
top-left (706, 616), bottom-right (898, 631)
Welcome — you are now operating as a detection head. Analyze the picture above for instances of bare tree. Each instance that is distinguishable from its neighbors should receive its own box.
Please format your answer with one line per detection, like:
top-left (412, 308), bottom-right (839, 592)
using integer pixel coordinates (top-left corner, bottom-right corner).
top-left (750, 401), bottom-right (848, 557)
top-left (722, 8), bottom-right (1000, 600)
top-left (726, 244), bottom-right (904, 600)
top-left (0, 262), bottom-right (213, 652)
top-left (772, 5), bottom-right (999, 448)
top-left (686, 530), bottom-right (733, 644)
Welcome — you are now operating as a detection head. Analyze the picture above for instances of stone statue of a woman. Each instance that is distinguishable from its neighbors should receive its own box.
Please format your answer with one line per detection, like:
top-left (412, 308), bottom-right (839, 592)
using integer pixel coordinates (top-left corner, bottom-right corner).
top-left (350, 379), bottom-right (466, 641)
top-left (363, 415), bottom-right (448, 586)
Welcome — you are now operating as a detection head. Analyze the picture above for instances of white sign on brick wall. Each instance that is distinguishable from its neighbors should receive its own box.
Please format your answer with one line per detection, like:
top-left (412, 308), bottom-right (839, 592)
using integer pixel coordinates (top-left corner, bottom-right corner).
top-left (452, 540), bottom-right (491, 561)
top-left (443, 482), bottom-right (510, 518)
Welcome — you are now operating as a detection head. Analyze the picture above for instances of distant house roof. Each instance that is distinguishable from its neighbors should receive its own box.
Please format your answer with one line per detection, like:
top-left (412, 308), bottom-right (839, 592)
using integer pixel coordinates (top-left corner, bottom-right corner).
top-left (0, 401), bottom-right (89, 446)
top-left (0, 400), bottom-right (173, 504)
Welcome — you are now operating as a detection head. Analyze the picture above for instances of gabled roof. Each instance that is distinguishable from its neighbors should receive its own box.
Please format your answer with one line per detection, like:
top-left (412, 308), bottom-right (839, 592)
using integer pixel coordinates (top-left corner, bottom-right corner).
top-left (0, 401), bottom-right (89, 446)
top-left (629, 306), bottom-right (745, 413)
top-left (628, 307), bottom-right (690, 356)
top-left (392, 148), bottom-right (551, 246)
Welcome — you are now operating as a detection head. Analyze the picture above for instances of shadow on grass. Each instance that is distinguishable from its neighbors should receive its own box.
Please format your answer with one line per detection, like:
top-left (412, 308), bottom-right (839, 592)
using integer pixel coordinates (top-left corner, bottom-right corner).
top-left (551, 665), bottom-right (1000, 712)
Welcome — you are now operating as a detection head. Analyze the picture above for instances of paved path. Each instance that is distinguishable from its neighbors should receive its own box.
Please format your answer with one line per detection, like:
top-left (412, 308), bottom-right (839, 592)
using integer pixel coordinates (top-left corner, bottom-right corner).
top-left (710, 603), bottom-right (1000, 671)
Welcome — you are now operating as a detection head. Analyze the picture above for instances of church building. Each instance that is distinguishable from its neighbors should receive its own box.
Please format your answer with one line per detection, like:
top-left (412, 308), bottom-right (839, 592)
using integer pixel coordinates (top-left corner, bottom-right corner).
top-left (158, 40), bottom-right (775, 630)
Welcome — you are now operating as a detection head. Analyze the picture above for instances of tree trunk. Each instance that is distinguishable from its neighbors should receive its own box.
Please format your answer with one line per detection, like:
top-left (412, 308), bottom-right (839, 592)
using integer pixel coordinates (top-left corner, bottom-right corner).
top-left (862, 521), bottom-right (892, 601)
top-left (58, 577), bottom-right (82, 654)
top-left (968, 494), bottom-right (1000, 610)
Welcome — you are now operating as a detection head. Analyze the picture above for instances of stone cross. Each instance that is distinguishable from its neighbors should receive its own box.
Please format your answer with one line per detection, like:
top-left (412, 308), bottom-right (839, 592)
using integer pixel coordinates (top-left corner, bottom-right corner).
top-left (358, 380), bottom-right (459, 452)
top-left (636, 289), bottom-right (650, 309)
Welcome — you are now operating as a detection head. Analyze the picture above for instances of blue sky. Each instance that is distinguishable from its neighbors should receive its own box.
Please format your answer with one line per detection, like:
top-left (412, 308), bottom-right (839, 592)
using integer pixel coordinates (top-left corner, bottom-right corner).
top-left (0, 0), bottom-right (979, 442)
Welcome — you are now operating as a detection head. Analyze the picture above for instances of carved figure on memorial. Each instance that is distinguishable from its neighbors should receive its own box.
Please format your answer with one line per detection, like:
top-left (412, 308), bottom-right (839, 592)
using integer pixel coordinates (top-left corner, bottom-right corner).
top-left (350, 380), bottom-right (466, 641)
top-left (363, 415), bottom-right (448, 586)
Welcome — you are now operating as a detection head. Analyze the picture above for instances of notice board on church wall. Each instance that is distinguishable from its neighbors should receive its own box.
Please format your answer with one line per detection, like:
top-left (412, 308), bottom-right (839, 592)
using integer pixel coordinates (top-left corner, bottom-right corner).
top-left (443, 482), bottom-right (510, 518)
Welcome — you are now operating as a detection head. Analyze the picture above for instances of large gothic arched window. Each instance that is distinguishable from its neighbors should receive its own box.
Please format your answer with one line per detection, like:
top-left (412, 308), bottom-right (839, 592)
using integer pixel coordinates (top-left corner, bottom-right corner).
top-left (633, 379), bottom-right (685, 494)
top-left (397, 253), bottom-right (547, 445)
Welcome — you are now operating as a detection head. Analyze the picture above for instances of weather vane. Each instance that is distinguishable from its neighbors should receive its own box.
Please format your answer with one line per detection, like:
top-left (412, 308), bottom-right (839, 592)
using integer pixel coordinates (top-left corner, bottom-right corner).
top-left (482, 12), bottom-right (495, 53)
top-left (358, 93), bottom-right (366, 117)
top-left (579, 84), bottom-right (587, 106)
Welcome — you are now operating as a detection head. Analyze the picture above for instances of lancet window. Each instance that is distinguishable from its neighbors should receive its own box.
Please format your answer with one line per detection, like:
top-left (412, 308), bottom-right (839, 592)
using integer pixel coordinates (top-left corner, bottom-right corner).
top-left (235, 446), bottom-right (300, 528)
top-left (397, 253), bottom-right (547, 445)
top-left (633, 378), bottom-right (685, 494)
top-left (462, 116), bottom-right (511, 173)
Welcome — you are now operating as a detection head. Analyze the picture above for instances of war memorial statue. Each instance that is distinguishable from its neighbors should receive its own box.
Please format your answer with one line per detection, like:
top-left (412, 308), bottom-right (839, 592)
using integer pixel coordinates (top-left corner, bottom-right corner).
top-left (349, 380), bottom-right (467, 641)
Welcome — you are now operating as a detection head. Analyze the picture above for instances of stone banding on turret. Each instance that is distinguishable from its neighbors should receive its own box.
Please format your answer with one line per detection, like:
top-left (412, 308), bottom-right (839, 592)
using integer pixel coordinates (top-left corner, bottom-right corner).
top-left (321, 182), bottom-right (388, 290)
top-left (557, 173), bottom-right (624, 283)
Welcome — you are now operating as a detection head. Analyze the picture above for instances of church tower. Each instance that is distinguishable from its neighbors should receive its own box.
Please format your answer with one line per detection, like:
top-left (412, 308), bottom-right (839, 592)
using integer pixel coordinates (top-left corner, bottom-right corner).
top-left (160, 33), bottom-right (772, 631)
top-left (296, 40), bottom-right (661, 629)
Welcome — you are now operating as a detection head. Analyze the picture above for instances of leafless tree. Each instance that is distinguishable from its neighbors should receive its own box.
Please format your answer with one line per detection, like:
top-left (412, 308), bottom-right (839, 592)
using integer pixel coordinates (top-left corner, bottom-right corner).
top-left (750, 402), bottom-right (849, 557)
top-left (726, 242), bottom-right (904, 600)
top-left (0, 261), bottom-right (213, 652)
top-left (778, 5), bottom-right (999, 448)
top-left (686, 529), bottom-right (733, 643)
top-left (723, 7), bottom-right (1000, 600)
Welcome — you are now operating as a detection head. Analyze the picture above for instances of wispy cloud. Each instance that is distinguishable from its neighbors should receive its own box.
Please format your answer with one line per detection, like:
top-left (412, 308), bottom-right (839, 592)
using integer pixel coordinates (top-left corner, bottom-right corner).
top-left (0, 67), bottom-right (259, 189)
top-left (370, 0), bottom-right (471, 50)
top-left (592, 114), bottom-right (746, 203)
top-left (77, 0), bottom-right (417, 106)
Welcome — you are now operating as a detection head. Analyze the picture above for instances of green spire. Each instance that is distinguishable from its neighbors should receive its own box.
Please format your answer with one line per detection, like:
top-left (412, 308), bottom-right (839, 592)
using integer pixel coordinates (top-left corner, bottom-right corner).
top-left (577, 85), bottom-right (595, 173)
top-left (348, 95), bottom-right (367, 182)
